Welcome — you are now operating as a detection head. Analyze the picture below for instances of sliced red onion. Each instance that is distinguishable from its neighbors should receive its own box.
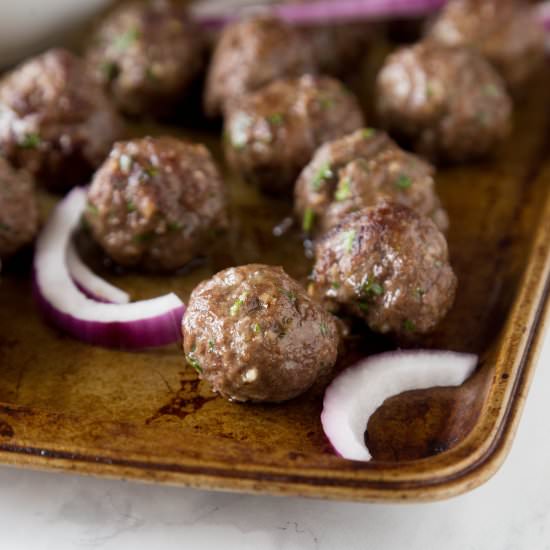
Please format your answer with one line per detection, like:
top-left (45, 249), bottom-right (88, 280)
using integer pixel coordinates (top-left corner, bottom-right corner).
top-left (191, 0), bottom-right (447, 28)
top-left (321, 350), bottom-right (477, 461)
top-left (67, 241), bottom-right (130, 304)
top-left (33, 187), bottom-right (185, 349)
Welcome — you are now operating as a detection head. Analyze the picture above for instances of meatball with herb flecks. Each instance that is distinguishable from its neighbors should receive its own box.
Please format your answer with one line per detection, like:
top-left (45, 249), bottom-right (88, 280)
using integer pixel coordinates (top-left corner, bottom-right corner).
top-left (87, 0), bottom-right (206, 117)
top-left (312, 202), bottom-right (456, 338)
top-left (224, 74), bottom-right (365, 195)
top-left (204, 15), bottom-right (315, 118)
top-left (0, 157), bottom-right (38, 259)
top-left (0, 48), bottom-right (123, 192)
top-left (376, 42), bottom-right (512, 163)
top-left (85, 136), bottom-right (228, 272)
top-left (427, 0), bottom-right (545, 90)
top-left (182, 264), bottom-right (340, 403)
top-left (294, 128), bottom-right (448, 236)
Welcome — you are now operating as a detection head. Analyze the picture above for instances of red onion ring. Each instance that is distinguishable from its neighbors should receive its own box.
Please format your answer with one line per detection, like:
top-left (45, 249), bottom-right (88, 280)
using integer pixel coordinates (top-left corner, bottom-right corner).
top-left (321, 350), bottom-right (477, 460)
top-left (33, 188), bottom-right (185, 349)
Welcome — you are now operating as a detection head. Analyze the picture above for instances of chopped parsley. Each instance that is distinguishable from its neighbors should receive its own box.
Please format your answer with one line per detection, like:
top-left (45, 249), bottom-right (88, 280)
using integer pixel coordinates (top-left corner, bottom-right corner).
top-left (403, 319), bottom-right (416, 333)
top-left (357, 301), bottom-right (369, 313)
top-left (19, 133), bottom-right (41, 149)
top-left (86, 203), bottom-right (99, 216)
top-left (484, 84), bottom-right (500, 98)
top-left (0, 222), bottom-right (10, 232)
top-left (362, 278), bottom-right (384, 297)
top-left (101, 61), bottom-right (118, 81)
top-left (126, 201), bottom-right (136, 212)
top-left (185, 354), bottom-right (203, 374)
top-left (395, 174), bottom-right (412, 190)
top-left (145, 66), bottom-right (158, 82)
top-left (230, 292), bottom-right (248, 316)
top-left (415, 287), bottom-right (426, 300)
top-left (208, 339), bottom-right (215, 352)
top-left (320, 97), bottom-right (334, 109)
top-left (114, 27), bottom-right (139, 51)
top-left (362, 128), bottom-right (376, 139)
top-left (133, 231), bottom-right (155, 243)
top-left (342, 229), bottom-right (356, 253)
top-left (252, 323), bottom-right (262, 334)
top-left (331, 281), bottom-right (341, 290)
top-left (167, 221), bottom-right (183, 231)
top-left (267, 113), bottom-right (284, 125)
top-left (320, 322), bottom-right (328, 336)
top-left (311, 162), bottom-right (333, 191)
top-left (334, 178), bottom-right (352, 201)
top-left (302, 207), bottom-right (315, 233)
top-left (280, 288), bottom-right (296, 302)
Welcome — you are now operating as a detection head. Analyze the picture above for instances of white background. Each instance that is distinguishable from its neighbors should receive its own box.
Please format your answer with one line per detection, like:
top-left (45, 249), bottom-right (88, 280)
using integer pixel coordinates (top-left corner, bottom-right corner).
top-left (0, 329), bottom-right (548, 550)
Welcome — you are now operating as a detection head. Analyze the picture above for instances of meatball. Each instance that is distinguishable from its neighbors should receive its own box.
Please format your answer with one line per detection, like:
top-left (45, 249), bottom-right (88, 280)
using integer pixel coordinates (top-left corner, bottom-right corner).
top-left (294, 128), bottom-right (448, 235)
top-left (85, 136), bottom-right (228, 272)
top-left (312, 202), bottom-right (457, 337)
top-left (376, 42), bottom-right (512, 163)
top-left (0, 48), bottom-right (122, 192)
top-left (182, 264), bottom-right (339, 403)
top-left (224, 75), bottom-right (365, 194)
top-left (0, 157), bottom-right (38, 259)
top-left (87, 0), bottom-right (205, 117)
top-left (204, 15), bottom-right (315, 117)
top-left (427, 0), bottom-right (545, 90)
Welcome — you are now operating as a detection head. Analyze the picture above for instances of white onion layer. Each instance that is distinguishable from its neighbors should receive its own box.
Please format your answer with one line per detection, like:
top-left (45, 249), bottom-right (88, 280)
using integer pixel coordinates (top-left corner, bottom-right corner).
top-left (321, 350), bottom-right (478, 461)
top-left (33, 187), bottom-right (185, 348)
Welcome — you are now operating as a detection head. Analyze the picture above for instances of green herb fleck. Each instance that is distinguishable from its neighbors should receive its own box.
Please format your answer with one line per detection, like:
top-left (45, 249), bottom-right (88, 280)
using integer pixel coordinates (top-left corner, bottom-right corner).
top-left (0, 222), bottom-right (10, 231)
top-left (331, 281), bottom-right (341, 290)
top-left (362, 128), bottom-right (376, 139)
top-left (342, 229), bottom-right (356, 253)
top-left (320, 322), bottom-right (328, 336)
top-left (320, 97), bottom-right (334, 109)
top-left (395, 174), bottom-right (412, 190)
top-left (484, 84), bottom-right (500, 98)
top-left (280, 288), bottom-right (296, 302)
top-left (114, 27), bottom-right (139, 51)
top-left (334, 178), bottom-right (352, 201)
top-left (20, 133), bottom-right (41, 149)
top-left (311, 162), bottom-right (333, 191)
top-left (362, 278), bottom-right (384, 297)
top-left (126, 201), bottom-right (136, 212)
top-left (100, 61), bottom-right (118, 81)
top-left (145, 66), bottom-right (158, 82)
top-left (119, 154), bottom-right (133, 173)
top-left (230, 292), bottom-right (248, 316)
top-left (357, 301), bottom-right (369, 313)
top-left (252, 323), bottom-right (262, 334)
top-left (403, 319), bottom-right (416, 333)
top-left (425, 82), bottom-right (434, 98)
top-left (167, 221), bottom-right (183, 231)
top-left (133, 231), bottom-right (155, 243)
top-left (208, 339), bottom-right (215, 352)
top-left (86, 203), bottom-right (99, 216)
top-left (185, 354), bottom-right (203, 374)
top-left (434, 260), bottom-right (443, 268)
top-left (267, 113), bottom-right (284, 125)
top-left (302, 207), bottom-right (315, 233)
top-left (415, 287), bottom-right (426, 300)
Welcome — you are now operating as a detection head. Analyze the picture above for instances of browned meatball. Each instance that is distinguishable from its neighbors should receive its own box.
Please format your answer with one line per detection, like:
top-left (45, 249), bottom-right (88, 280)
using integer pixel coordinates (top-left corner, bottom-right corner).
top-left (182, 264), bottom-right (339, 403)
top-left (224, 75), bottom-right (365, 194)
top-left (0, 48), bottom-right (122, 192)
top-left (427, 0), bottom-right (545, 90)
top-left (0, 157), bottom-right (38, 259)
top-left (294, 128), bottom-right (448, 235)
top-left (376, 42), bottom-right (512, 163)
top-left (204, 15), bottom-right (315, 117)
top-left (312, 202), bottom-right (457, 337)
top-left (85, 136), bottom-right (228, 272)
top-left (87, 0), bottom-right (205, 117)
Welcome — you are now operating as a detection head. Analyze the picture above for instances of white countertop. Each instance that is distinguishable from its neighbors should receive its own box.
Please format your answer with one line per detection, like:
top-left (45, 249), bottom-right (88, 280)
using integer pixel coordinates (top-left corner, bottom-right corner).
top-left (1, 330), bottom-right (549, 550)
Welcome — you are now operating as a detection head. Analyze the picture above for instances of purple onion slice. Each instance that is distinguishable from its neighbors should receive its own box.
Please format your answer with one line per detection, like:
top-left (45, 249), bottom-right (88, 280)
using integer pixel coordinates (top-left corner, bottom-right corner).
top-left (321, 350), bottom-right (477, 461)
top-left (33, 188), bottom-right (185, 349)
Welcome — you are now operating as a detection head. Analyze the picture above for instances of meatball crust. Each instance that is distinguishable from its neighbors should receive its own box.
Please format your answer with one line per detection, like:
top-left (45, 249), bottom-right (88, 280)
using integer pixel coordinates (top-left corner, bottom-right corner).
top-left (427, 0), bottom-right (545, 90)
top-left (85, 136), bottom-right (228, 272)
top-left (204, 15), bottom-right (315, 117)
top-left (0, 48), bottom-right (122, 192)
top-left (87, 0), bottom-right (205, 118)
top-left (182, 264), bottom-right (339, 403)
top-left (376, 42), bottom-right (512, 163)
top-left (312, 202), bottom-right (457, 337)
top-left (0, 157), bottom-right (38, 258)
top-left (224, 75), bottom-right (365, 194)
top-left (294, 128), bottom-right (448, 235)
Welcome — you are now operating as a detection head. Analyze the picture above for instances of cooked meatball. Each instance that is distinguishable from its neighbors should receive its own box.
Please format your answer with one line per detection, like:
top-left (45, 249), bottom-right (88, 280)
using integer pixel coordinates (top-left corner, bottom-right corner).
top-left (182, 264), bottom-right (339, 403)
top-left (312, 202), bottom-right (456, 337)
top-left (0, 157), bottom-right (38, 259)
top-left (0, 48), bottom-right (122, 192)
top-left (87, 0), bottom-right (205, 117)
top-left (376, 42), bottom-right (512, 162)
top-left (294, 128), bottom-right (448, 235)
top-left (204, 15), bottom-right (315, 117)
top-left (224, 75), bottom-right (365, 194)
top-left (427, 0), bottom-right (545, 90)
top-left (85, 136), bottom-right (228, 272)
